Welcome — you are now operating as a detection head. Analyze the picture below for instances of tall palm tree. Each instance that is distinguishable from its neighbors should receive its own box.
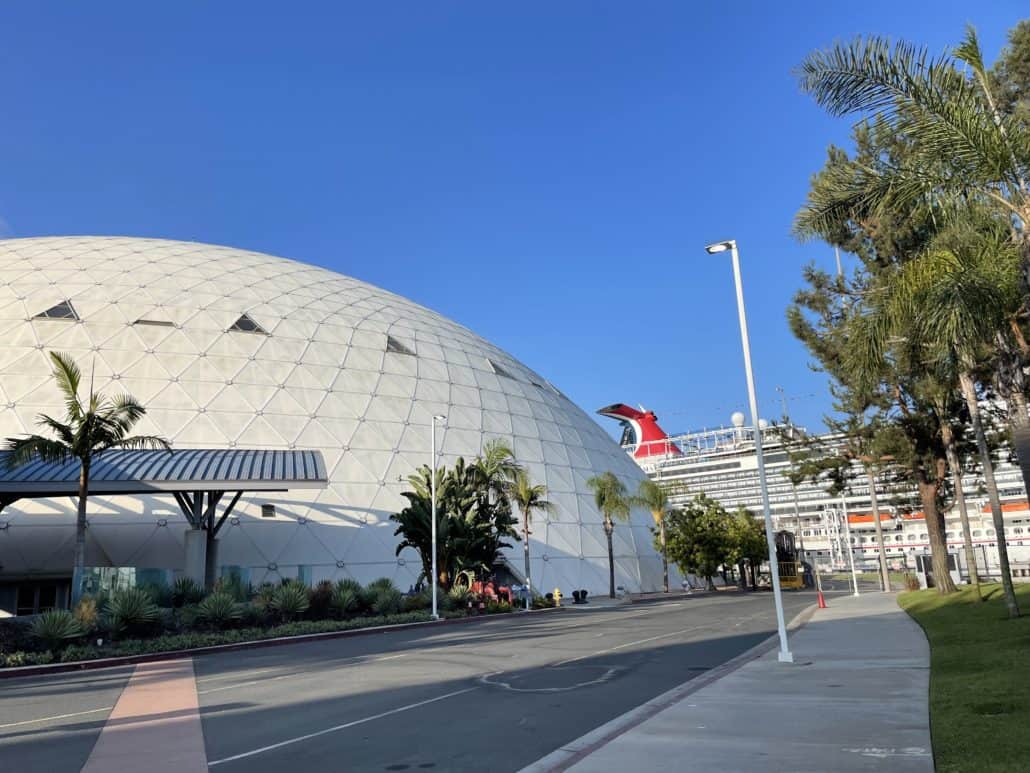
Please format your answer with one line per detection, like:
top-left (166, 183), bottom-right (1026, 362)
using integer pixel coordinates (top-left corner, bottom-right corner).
top-left (506, 468), bottom-right (554, 609)
top-left (633, 479), bottom-right (670, 593)
top-left (849, 224), bottom-right (1022, 616)
top-left (796, 29), bottom-right (1030, 261)
top-left (586, 472), bottom-right (631, 598)
top-left (3, 352), bottom-right (170, 605)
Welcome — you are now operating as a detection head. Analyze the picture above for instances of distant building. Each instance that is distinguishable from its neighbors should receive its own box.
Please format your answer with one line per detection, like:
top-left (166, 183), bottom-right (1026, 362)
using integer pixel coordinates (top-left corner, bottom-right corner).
top-left (599, 403), bottom-right (1030, 577)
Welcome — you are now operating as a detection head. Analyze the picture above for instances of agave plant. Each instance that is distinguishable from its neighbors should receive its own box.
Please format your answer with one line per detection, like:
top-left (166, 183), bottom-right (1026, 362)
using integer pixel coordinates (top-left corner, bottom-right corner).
top-left (330, 585), bottom-right (359, 618)
top-left (104, 587), bottom-right (160, 636)
top-left (30, 610), bottom-right (84, 650)
top-left (371, 587), bottom-right (402, 616)
top-left (172, 576), bottom-right (205, 607)
top-left (269, 582), bottom-right (310, 622)
top-left (195, 592), bottom-right (243, 629)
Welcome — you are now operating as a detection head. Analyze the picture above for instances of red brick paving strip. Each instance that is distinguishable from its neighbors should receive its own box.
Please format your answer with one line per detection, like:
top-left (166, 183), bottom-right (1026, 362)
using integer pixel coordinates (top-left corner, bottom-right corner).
top-left (81, 659), bottom-right (206, 772)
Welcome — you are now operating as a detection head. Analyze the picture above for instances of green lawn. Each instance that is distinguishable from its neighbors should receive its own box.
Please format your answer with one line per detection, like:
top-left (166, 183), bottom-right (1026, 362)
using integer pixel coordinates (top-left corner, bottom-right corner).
top-left (899, 584), bottom-right (1030, 773)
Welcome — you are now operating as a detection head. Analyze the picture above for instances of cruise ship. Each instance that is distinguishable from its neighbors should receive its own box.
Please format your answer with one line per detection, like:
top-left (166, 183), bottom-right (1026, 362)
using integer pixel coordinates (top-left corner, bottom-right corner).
top-left (597, 403), bottom-right (1030, 577)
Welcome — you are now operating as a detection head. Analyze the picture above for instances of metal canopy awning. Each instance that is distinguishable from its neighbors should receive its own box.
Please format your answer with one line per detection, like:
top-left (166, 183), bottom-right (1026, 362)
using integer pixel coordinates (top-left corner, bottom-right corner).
top-left (0, 448), bottom-right (328, 533)
top-left (0, 448), bottom-right (327, 496)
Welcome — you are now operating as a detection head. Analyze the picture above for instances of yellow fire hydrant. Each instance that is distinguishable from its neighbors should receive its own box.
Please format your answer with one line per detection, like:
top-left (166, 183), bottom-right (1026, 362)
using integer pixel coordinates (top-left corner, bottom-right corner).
top-left (553, 587), bottom-right (563, 607)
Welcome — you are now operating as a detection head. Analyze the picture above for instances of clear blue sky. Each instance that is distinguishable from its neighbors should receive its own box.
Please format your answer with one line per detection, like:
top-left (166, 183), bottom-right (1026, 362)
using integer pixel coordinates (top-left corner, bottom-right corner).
top-left (0, 2), bottom-right (1024, 440)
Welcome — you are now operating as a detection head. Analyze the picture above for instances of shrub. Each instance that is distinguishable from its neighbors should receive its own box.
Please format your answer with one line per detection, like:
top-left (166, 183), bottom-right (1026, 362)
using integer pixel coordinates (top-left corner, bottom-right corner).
top-left (104, 587), bottom-right (161, 637)
top-left (73, 597), bottom-right (99, 633)
top-left (269, 582), bottom-right (310, 622)
top-left (402, 591), bottom-right (431, 613)
top-left (2, 650), bottom-right (54, 668)
top-left (60, 644), bottom-right (102, 663)
top-left (443, 585), bottom-right (471, 613)
top-left (331, 585), bottom-right (360, 619)
top-left (366, 577), bottom-right (398, 593)
top-left (309, 580), bottom-right (335, 619)
top-left (0, 618), bottom-right (35, 654)
top-left (214, 574), bottom-right (252, 603)
top-left (196, 593), bottom-right (243, 629)
top-left (371, 587), bottom-right (403, 616)
top-left (905, 573), bottom-right (921, 592)
top-left (172, 576), bottom-right (205, 607)
top-left (485, 600), bottom-right (512, 614)
top-left (29, 610), bottom-right (84, 650)
top-left (139, 582), bottom-right (173, 608)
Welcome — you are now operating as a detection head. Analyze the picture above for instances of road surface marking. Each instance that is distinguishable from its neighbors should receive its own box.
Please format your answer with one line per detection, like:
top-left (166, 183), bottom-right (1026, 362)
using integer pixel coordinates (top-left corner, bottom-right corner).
top-left (82, 659), bottom-right (206, 773)
top-left (480, 665), bottom-right (621, 693)
top-left (0, 706), bottom-right (113, 730)
top-left (207, 686), bottom-right (479, 766)
top-left (197, 653), bottom-right (407, 695)
top-left (553, 624), bottom-right (712, 666)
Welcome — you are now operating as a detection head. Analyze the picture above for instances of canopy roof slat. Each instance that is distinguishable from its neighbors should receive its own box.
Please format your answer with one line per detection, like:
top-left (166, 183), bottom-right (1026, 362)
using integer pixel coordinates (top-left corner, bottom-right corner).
top-left (0, 448), bottom-right (328, 496)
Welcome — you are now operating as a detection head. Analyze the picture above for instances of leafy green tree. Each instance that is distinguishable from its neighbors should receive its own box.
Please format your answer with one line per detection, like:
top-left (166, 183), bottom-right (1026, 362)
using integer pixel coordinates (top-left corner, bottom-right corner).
top-left (633, 479), bottom-right (671, 593)
top-left (506, 468), bottom-right (554, 609)
top-left (727, 507), bottom-right (767, 590)
top-left (3, 352), bottom-right (169, 605)
top-left (391, 454), bottom-right (519, 590)
top-left (846, 214), bottom-right (1022, 615)
top-left (586, 472), bottom-right (631, 598)
top-left (663, 494), bottom-right (733, 591)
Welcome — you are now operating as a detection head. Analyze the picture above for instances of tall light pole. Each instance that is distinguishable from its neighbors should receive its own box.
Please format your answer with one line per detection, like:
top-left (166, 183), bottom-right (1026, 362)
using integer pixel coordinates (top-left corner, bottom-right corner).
top-left (836, 454), bottom-right (860, 596)
top-left (705, 239), bottom-right (793, 664)
top-left (430, 414), bottom-right (446, 620)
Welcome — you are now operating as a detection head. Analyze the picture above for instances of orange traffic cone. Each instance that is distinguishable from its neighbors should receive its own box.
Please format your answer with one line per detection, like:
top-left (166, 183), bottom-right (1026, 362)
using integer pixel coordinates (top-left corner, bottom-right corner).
top-left (817, 591), bottom-right (828, 609)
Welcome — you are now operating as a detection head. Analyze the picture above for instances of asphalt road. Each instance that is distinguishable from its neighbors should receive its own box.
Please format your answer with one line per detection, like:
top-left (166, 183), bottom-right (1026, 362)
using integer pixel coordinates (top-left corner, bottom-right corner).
top-left (0, 590), bottom-right (816, 772)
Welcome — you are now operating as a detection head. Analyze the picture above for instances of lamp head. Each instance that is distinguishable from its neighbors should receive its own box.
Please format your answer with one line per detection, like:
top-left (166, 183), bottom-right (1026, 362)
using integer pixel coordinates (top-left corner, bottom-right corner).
top-left (705, 240), bottom-right (735, 254)
top-left (433, 414), bottom-right (447, 422)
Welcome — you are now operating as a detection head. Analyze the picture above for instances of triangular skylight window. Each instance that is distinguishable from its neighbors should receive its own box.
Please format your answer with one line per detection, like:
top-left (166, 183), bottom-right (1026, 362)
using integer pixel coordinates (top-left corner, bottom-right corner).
top-left (33, 300), bottom-right (79, 320)
top-left (133, 318), bottom-right (175, 327)
top-left (386, 335), bottom-right (416, 356)
top-left (229, 313), bottom-right (268, 335)
top-left (487, 359), bottom-right (516, 380)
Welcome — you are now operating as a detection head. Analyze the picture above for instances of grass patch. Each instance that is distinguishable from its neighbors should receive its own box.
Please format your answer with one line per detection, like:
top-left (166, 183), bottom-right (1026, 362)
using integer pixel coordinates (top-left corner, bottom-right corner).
top-left (899, 584), bottom-right (1030, 773)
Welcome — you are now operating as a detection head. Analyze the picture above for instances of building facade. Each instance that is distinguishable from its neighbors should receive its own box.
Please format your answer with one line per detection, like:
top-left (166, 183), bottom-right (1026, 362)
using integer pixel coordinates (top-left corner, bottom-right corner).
top-left (0, 237), bottom-right (673, 614)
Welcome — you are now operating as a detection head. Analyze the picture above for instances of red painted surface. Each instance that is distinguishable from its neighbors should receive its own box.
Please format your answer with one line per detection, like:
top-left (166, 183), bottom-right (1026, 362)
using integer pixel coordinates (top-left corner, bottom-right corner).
top-left (596, 403), bottom-right (681, 459)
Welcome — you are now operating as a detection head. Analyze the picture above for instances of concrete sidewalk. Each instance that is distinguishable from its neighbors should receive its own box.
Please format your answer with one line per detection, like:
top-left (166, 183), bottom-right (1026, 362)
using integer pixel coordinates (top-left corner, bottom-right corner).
top-left (524, 593), bottom-right (933, 772)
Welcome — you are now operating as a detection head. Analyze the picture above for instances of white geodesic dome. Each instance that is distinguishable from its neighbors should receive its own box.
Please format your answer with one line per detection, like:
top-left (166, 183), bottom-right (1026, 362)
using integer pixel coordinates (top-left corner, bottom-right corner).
top-left (0, 236), bottom-right (669, 595)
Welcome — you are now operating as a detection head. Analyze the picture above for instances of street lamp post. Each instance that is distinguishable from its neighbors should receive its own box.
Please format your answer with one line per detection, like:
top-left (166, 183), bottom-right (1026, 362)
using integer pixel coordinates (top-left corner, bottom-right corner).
top-left (705, 239), bottom-right (793, 664)
top-left (430, 414), bottom-right (446, 620)
top-left (839, 484), bottom-right (860, 597)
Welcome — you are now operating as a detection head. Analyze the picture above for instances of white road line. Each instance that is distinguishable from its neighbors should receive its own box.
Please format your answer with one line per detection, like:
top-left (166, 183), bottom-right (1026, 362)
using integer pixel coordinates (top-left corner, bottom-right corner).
top-left (553, 623), bottom-right (711, 667)
top-left (197, 654), bottom-right (407, 695)
top-left (207, 686), bottom-right (479, 766)
top-left (0, 706), bottom-right (112, 730)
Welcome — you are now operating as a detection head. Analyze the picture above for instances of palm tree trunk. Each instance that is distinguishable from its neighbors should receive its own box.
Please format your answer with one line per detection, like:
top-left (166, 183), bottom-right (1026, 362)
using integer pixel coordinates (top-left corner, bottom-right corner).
top-left (958, 370), bottom-right (1020, 617)
top-left (941, 420), bottom-right (981, 596)
top-left (523, 513), bottom-right (531, 611)
top-left (71, 458), bottom-right (90, 607)
top-left (659, 518), bottom-right (668, 593)
top-left (605, 518), bottom-right (615, 599)
top-left (866, 468), bottom-right (891, 592)
top-left (916, 467), bottom-right (957, 594)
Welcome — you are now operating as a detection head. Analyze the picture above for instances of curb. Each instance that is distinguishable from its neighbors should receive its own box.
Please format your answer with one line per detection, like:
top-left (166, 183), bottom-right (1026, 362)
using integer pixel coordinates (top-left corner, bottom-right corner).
top-left (0, 606), bottom-right (565, 680)
top-left (518, 602), bottom-right (818, 773)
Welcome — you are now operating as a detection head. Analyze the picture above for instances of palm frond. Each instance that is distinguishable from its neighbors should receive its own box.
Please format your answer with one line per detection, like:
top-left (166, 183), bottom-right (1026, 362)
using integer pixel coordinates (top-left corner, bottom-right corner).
top-left (2, 435), bottom-right (73, 469)
top-left (102, 435), bottom-right (171, 453)
top-left (48, 351), bottom-right (83, 421)
top-left (34, 414), bottom-right (76, 447)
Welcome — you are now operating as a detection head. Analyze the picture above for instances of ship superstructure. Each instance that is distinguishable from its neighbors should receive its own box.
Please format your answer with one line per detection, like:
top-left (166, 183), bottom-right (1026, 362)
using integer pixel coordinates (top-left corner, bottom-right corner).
top-left (599, 404), bottom-right (1030, 575)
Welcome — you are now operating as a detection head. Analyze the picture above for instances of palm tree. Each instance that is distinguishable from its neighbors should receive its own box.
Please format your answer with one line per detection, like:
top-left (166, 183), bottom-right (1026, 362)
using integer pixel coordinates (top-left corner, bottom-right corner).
top-left (796, 28), bottom-right (1030, 261)
top-left (3, 352), bottom-right (170, 605)
top-left (848, 224), bottom-right (1022, 616)
top-left (633, 479), bottom-right (670, 593)
top-left (506, 468), bottom-right (555, 609)
top-left (586, 472), bottom-right (631, 598)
